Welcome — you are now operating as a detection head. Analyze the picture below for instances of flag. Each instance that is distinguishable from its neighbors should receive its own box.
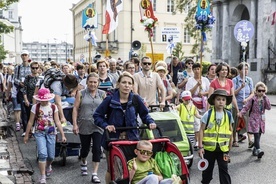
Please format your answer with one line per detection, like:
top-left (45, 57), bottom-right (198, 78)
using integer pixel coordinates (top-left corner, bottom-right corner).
top-left (102, 0), bottom-right (123, 34)
top-left (272, 11), bottom-right (276, 25)
top-left (139, 0), bottom-right (155, 20)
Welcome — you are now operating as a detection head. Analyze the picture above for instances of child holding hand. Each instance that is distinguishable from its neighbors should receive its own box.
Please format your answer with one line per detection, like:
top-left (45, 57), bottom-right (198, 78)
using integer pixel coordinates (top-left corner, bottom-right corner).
top-left (127, 140), bottom-right (173, 184)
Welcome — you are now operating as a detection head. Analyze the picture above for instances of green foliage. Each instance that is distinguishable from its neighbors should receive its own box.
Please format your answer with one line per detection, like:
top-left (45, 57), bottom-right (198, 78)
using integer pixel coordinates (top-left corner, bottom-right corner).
top-left (172, 42), bottom-right (185, 61)
top-left (173, 0), bottom-right (213, 56)
top-left (0, 45), bottom-right (8, 63)
top-left (0, 0), bottom-right (19, 9)
top-left (0, 21), bottom-right (14, 34)
top-left (201, 60), bottom-right (211, 75)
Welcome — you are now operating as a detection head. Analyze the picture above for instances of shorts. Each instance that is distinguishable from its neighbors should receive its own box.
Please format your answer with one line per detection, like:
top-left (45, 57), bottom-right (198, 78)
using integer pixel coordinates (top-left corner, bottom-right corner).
top-left (12, 97), bottom-right (21, 111)
top-left (194, 117), bottom-right (200, 132)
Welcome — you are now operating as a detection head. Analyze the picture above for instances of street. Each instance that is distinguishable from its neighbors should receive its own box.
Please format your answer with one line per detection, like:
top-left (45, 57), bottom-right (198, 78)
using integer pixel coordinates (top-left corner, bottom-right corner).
top-left (18, 107), bottom-right (276, 184)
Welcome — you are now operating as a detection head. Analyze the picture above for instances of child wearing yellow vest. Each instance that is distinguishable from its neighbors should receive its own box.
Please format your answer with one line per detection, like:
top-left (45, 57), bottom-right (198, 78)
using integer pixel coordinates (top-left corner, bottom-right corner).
top-left (176, 91), bottom-right (201, 147)
top-left (198, 89), bottom-right (233, 184)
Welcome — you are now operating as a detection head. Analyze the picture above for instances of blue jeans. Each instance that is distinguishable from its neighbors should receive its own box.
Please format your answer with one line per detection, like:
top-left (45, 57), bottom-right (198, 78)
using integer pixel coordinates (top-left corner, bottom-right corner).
top-left (35, 132), bottom-right (56, 162)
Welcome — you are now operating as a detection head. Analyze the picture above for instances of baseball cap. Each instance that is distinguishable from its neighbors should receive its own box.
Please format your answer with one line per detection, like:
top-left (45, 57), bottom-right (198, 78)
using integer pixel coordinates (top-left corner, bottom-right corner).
top-left (21, 50), bottom-right (29, 55)
top-left (181, 91), bottom-right (192, 101)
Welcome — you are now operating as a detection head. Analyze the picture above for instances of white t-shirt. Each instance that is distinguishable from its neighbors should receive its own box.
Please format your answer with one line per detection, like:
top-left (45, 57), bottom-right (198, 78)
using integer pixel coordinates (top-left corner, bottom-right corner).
top-left (31, 103), bottom-right (59, 134)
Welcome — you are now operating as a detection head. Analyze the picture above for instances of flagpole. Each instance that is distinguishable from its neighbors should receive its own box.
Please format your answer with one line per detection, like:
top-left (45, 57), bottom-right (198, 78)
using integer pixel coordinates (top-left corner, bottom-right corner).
top-left (89, 41), bottom-right (92, 73)
top-left (199, 32), bottom-right (203, 79)
top-left (105, 34), bottom-right (109, 57)
top-left (149, 33), bottom-right (154, 66)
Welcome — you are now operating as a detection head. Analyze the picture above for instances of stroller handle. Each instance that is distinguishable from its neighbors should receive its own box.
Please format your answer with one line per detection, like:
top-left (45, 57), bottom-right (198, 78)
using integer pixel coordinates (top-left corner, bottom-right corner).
top-left (105, 126), bottom-right (163, 141)
top-left (148, 104), bottom-right (173, 112)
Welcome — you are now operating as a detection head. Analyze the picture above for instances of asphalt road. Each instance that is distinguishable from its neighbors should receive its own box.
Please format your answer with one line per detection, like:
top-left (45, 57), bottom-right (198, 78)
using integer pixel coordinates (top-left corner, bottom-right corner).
top-left (18, 106), bottom-right (276, 184)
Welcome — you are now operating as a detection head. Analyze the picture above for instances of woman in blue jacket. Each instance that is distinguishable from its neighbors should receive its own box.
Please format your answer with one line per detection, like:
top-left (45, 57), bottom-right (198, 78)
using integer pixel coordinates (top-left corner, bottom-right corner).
top-left (93, 71), bottom-right (156, 183)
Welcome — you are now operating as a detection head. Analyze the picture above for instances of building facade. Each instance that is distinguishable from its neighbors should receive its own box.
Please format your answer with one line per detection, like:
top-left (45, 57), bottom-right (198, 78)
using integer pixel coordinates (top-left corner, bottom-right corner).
top-left (71, 0), bottom-right (212, 64)
top-left (22, 41), bottom-right (73, 64)
top-left (212, 0), bottom-right (276, 92)
top-left (0, 3), bottom-right (23, 64)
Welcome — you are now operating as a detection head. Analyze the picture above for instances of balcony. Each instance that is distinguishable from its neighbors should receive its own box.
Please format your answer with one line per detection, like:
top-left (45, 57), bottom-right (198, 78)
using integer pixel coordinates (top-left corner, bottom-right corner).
top-left (95, 40), bottom-right (119, 54)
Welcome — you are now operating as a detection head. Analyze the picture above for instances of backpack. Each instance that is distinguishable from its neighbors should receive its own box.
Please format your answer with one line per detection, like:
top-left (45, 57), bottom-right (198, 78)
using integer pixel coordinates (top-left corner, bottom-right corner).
top-left (205, 108), bottom-right (231, 129)
top-left (155, 151), bottom-right (177, 179)
top-left (35, 103), bottom-right (56, 121)
top-left (43, 68), bottom-right (65, 92)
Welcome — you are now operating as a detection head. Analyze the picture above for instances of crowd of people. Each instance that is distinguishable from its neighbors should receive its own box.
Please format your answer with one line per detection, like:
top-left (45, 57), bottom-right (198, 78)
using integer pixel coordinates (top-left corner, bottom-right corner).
top-left (0, 50), bottom-right (272, 184)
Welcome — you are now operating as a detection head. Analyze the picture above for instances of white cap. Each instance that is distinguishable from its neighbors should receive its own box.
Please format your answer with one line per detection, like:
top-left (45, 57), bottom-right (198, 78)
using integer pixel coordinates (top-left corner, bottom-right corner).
top-left (21, 50), bottom-right (29, 55)
top-left (181, 91), bottom-right (192, 101)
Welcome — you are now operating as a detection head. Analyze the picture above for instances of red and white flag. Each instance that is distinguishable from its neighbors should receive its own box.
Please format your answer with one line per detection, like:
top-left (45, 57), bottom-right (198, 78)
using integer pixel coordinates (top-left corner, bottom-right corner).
top-left (102, 0), bottom-right (123, 34)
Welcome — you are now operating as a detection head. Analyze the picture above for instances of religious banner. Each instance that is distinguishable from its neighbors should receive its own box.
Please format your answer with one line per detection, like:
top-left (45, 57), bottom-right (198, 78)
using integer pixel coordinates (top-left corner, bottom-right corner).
top-left (82, 4), bottom-right (98, 29)
top-left (139, 0), bottom-right (155, 20)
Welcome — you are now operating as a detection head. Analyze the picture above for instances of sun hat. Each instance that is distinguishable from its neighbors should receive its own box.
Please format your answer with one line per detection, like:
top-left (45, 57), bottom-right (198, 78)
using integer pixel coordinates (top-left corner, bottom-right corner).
top-left (33, 88), bottom-right (55, 101)
top-left (21, 50), bottom-right (29, 55)
top-left (155, 66), bottom-right (167, 73)
top-left (63, 74), bottom-right (78, 89)
top-left (208, 89), bottom-right (232, 105)
top-left (181, 91), bottom-right (192, 101)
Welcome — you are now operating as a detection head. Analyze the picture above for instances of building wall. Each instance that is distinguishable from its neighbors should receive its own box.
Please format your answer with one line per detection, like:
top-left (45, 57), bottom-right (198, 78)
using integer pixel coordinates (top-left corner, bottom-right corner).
top-left (22, 42), bottom-right (73, 63)
top-left (71, 0), bottom-right (212, 63)
top-left (212, 0), bottom-right (276, 92)
top-left (0, 3), bottom-right (23, 64)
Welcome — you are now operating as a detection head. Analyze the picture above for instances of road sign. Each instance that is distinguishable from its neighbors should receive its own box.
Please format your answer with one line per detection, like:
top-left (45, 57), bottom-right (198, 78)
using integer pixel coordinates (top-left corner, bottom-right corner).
top-left (234, 20), bottom-right (254, 42)
top-left (161, 27), bottom-right (181, 42)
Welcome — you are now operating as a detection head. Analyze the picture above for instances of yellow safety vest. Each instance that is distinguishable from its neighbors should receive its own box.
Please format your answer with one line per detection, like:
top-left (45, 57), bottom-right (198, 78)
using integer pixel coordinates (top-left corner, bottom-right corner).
top-left (179, 104), bottom-right (196, 134)
top-left (203, 109), bottom-right (232, 152)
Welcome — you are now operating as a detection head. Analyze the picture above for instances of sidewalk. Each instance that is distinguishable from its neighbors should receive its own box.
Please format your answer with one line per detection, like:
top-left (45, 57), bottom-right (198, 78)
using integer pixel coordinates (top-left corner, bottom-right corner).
top-left (0, 102), bottom-right (33, 184)
top-left (266, 95), bottom-right (276, 106)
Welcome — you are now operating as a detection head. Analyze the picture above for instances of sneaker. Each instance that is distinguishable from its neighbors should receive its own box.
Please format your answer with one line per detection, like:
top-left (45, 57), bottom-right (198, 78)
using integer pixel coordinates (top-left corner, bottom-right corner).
top-left (248, 141), bottom-right (254, 149)
top-left (46, 165), bottom-right (52, 177)
top-left (16, 123), bottom-right (20, 132)
top-left (252, 147), bottom-right (258, 156)
top-left (257, 149), bottom-right (264, 159)
top-left (39, 178), bottom-right (46, 184)
top-left (238, 134), bottom-right (246, 142)
top-left (21, 132), bottom-right (26, 137)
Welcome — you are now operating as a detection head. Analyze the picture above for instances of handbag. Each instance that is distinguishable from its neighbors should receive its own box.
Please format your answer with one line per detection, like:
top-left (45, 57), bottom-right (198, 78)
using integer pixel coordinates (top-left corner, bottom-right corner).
top-left (236, 117), bottom-right (246, 131)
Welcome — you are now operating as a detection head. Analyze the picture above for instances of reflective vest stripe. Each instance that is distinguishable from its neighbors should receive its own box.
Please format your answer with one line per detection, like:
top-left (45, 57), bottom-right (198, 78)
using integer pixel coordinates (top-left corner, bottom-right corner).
top-left (182, 121), bottom-right (194, 125)
top-left (204, 133), bottom-right (231, 138)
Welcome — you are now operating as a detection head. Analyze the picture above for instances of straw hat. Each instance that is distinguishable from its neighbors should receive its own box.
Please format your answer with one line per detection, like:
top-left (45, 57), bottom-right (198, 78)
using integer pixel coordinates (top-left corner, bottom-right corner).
top-left (33, 88), bottom-right (55, 101)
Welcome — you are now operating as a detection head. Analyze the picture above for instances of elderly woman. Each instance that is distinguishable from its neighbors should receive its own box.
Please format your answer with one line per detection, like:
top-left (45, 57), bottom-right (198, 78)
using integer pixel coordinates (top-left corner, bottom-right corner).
top-left (155, 65), bottom-right (173, 104)
top-left (72, 72), bottom-right (105, 183)
top-left (93, 71), bottom-right (156, 184)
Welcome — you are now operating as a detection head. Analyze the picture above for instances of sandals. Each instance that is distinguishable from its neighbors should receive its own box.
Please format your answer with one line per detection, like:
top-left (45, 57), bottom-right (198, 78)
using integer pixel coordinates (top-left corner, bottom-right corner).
top-left (248, 141), bottom-right (254, 149)
top-left (232, 141), bottom-right (239, 147)
top-left (81, 161), bottom-right (88, 176)
top-left (91, 174), bottom-right (101, 183)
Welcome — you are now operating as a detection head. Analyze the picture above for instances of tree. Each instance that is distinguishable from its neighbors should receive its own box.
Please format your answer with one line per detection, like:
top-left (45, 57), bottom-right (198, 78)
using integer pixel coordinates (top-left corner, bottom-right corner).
top-left (0, 0), bottom-right (19, 9)
top-left (172, 42), bottom-right (185, 61)
top-left (0, 0), bottom-right (18, 62)
top-left (173, 0), bottom-right (212, 58)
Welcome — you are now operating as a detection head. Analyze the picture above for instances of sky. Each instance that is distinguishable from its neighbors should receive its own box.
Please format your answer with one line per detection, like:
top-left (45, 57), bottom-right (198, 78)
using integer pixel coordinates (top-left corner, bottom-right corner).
top-left (18, 0), bottom-right (80, 44)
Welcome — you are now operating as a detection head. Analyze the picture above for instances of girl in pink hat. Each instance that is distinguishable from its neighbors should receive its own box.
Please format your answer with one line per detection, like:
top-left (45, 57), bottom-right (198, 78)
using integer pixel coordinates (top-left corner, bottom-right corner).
top-left (24, 88), bottom-right (66, 184)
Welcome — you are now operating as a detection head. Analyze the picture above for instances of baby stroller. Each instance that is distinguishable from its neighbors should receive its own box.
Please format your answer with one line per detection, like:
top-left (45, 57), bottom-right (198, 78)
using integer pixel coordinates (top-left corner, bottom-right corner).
top-left (55, 124), bottom-right (81, 166)
top-left (106, 126), bottom-right (190, 184)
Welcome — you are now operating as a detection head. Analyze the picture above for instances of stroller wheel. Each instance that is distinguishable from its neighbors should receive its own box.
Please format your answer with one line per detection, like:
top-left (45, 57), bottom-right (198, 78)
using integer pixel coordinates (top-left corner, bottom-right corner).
top-left (61, 147), bottom-right (67, 166)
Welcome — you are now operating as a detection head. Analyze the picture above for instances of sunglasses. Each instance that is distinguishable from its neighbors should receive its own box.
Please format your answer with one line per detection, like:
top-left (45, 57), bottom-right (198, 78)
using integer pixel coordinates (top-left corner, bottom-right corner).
top-left (187, 62), bottom-right (193, 65)
top-left (21, 54), bottom-right (28, 56)
top-left (31, 67), bottom-right (39, 70)
top-left (137, 149), bottom-right (153, 156)
top-left (257, 90), bottom-right (265, 93)
top-left (127, 67), bottom-right (135, 69)
top-left (142, 62), bottom-right (152, 66)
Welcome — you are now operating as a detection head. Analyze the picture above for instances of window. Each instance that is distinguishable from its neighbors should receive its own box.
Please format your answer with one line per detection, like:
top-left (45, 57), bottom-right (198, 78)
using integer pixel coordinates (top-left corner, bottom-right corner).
top-left (153, 0), bottom-right (156, 11)
top-left (184, 28), bottom-right (190, 43)
top-left (167, 0), bottom-right (174, 12)
top-left (8, 11), bottom-right (13, 19)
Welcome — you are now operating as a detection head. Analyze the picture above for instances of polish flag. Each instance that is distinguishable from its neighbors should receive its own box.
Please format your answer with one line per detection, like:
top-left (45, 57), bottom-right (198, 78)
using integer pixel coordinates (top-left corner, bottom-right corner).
top-left (102, 0), bottom-right (123, 34)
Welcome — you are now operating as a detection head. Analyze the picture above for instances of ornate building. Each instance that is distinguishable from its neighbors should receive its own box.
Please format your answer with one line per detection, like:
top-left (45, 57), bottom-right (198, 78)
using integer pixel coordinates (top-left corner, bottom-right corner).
top-left (212, 0), bottom-right (276, 91)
